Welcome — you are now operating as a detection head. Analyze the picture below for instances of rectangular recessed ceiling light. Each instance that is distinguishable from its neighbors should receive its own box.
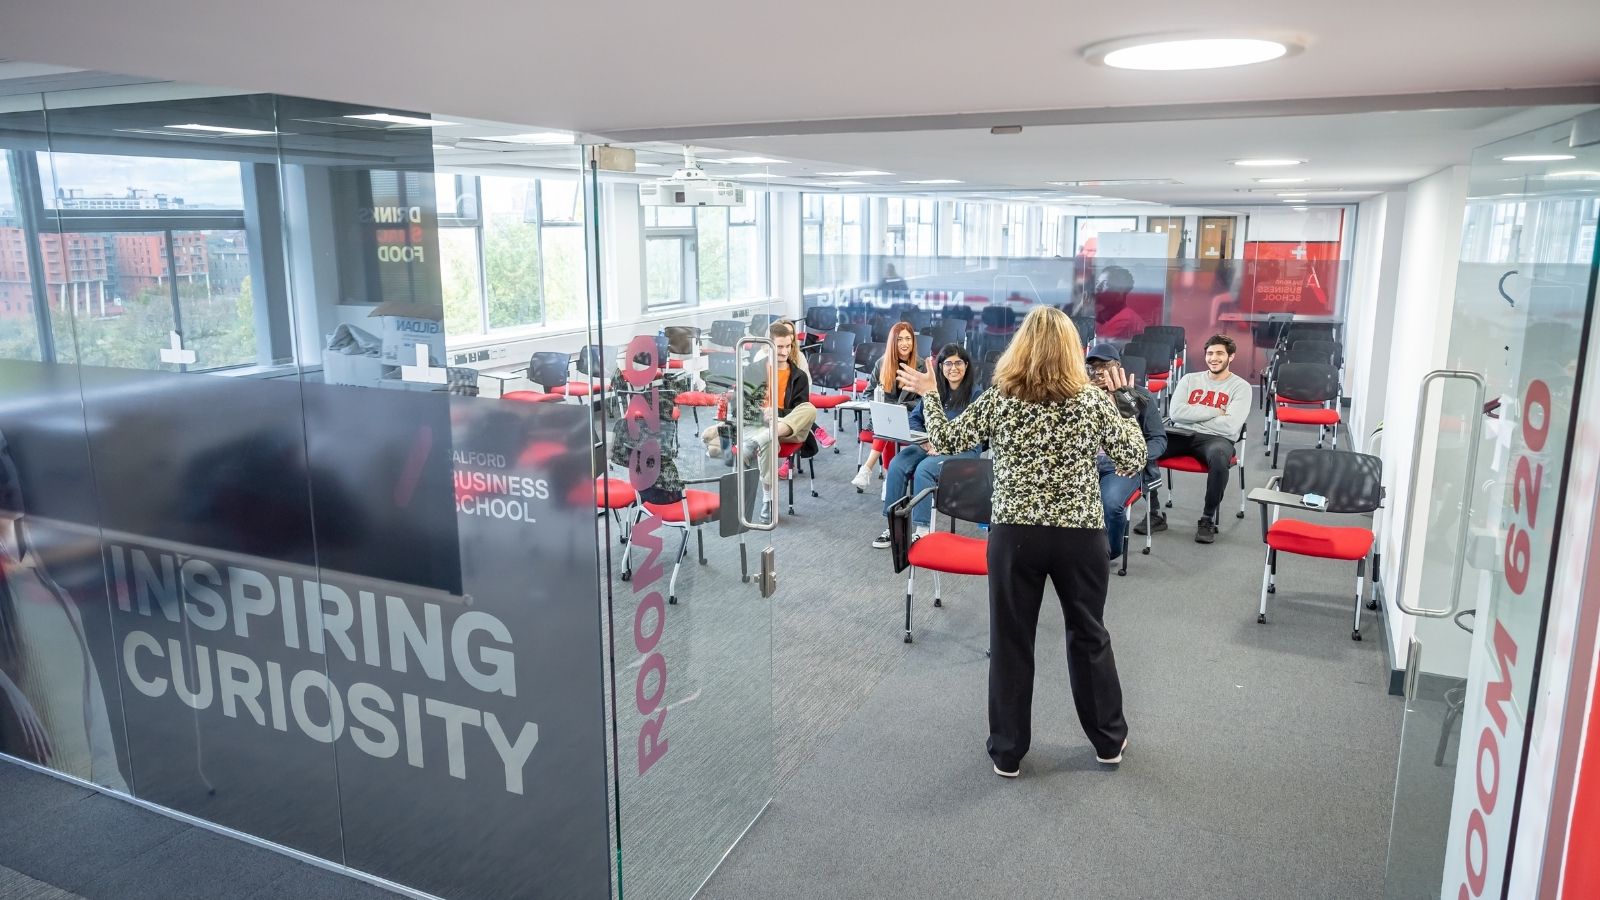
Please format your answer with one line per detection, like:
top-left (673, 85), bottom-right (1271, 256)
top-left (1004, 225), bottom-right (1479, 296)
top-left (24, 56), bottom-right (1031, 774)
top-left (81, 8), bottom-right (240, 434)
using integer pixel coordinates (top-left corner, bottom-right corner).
top-left (167, 123), bottom-right (276, 136)
top-left (1255, 177), bottom-right (1308, 184)
top-left (814, 180), bottom-right (866, 186)
top-left (720, 156), bottom-right (785, 165)
top-left (1048, 178), bottom-right (1178, 186)
top-left (1501, 154), bottom-right (1576, 162)
top-left (1551, 169), bottom-right (1600, 179)
top-left (479, 132), bottom-right (573, 144)
top-left (903, 179), bottom-right (962, 185)
top-left (634, 162), bottom-right (661, 168)
top-left (817, 170), bottom-right (892, 177)
top-left (346, 113), bottom-right (458, 128)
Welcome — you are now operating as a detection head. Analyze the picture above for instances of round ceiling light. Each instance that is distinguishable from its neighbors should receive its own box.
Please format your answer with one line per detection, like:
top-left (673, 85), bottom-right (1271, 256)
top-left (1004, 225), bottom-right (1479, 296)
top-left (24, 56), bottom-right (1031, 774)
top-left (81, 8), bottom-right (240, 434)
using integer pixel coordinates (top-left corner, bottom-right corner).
top-left (1084, 33), bottom-right (1304, 71)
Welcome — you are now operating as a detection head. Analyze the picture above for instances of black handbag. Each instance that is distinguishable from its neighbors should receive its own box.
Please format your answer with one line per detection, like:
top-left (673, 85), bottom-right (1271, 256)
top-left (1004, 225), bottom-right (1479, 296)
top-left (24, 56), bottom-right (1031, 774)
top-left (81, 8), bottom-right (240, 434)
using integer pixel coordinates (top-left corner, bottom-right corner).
top-left (887, 492), bottom-right (915, 573)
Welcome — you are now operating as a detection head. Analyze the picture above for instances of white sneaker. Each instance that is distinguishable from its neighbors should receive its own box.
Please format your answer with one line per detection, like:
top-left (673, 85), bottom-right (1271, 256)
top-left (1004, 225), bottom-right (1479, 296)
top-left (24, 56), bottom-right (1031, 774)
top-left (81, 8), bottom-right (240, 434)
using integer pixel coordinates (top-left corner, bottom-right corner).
top-left (871, 530), bottom-right (892, 549)
top-left (993, 762), bottom-right (1019, 778)
top-left (850, 465), bottom-right (871, 489)
top-left (1097, 738), bottom-right (1128, 765)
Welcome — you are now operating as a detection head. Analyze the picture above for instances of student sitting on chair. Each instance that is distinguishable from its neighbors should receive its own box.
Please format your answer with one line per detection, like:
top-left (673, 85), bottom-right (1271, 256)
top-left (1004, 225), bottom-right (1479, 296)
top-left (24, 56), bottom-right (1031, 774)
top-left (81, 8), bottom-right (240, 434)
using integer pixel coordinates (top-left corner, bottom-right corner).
top-left (872, 343), bottom-right (982, 549)
top-left (710, 320), bottom-right (817, 516)
top-left (1085, 342), bottom-right (1167, 559)
top-left (1140, 333), bottom-right (1251, 544)
top-left (852, 321), bottom-right (927, 490)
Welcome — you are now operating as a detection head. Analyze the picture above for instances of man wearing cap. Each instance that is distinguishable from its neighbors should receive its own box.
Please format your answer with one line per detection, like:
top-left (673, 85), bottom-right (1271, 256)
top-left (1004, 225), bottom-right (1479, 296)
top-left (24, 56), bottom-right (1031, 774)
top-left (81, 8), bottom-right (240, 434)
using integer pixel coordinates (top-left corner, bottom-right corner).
top-left (1085, 342), bottom-right (1167, 559)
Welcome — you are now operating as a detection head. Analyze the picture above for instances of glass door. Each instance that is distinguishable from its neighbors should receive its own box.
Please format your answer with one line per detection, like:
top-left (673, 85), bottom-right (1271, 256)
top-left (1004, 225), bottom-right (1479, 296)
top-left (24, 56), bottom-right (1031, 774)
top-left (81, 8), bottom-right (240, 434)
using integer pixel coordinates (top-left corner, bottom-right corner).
top-left (1385, 121), bottom-right (1600, 898)
top-left (585, 151), bottom-right (779, 900)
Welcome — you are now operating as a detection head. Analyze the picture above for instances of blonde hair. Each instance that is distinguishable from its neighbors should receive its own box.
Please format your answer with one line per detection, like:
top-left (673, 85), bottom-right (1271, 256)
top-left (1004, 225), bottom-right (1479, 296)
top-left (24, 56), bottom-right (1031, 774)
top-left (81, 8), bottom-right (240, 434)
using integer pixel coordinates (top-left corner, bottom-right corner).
top-left (769, 319), bottom-right (807, 374)
top-left (879, 321), bottom-right (918, 392)
top-left (992, 306), bottom-right (1090, 404)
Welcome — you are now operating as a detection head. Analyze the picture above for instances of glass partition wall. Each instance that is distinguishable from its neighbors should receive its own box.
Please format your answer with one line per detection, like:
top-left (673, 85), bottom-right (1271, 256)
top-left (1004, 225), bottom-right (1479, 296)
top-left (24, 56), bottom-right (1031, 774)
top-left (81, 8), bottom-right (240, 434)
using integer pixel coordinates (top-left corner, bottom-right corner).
top-left (0, 82), bottom-right (779, 900)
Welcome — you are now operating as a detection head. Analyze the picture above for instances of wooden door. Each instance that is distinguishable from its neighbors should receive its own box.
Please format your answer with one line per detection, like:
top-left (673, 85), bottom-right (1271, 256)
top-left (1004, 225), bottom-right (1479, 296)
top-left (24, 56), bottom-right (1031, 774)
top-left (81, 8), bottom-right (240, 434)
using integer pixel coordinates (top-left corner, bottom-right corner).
top-left (1199, 216), bottom-right (1234, 260)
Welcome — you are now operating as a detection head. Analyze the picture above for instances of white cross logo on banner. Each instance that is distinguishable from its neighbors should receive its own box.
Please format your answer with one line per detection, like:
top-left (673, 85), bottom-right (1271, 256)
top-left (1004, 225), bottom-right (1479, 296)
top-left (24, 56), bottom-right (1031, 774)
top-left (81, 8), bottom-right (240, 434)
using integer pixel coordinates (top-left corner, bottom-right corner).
top-left (159, 331), bottom-right (197, 366)
top-left (1291, 244), bottom-right (1308, 260)
top-left (400, 344), bottom-right (447, 384)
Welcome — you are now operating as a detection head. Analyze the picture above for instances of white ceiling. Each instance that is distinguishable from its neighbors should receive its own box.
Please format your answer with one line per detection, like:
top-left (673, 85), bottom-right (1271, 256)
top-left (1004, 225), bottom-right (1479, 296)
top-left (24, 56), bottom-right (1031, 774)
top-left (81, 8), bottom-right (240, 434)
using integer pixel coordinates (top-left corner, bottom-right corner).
top-left (0, 0), bottom-right (1595, 135)
top-left (694, 105), bottom-right (1598, 205)
top-left (1, 4), bottom-right (1596, 209)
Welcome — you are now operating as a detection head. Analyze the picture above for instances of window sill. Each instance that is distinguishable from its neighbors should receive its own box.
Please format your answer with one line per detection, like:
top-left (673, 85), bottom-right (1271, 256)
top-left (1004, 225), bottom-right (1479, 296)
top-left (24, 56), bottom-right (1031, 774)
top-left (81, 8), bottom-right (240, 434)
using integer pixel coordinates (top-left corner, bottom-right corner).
top-left (444, 296), bottom-right (780, 353)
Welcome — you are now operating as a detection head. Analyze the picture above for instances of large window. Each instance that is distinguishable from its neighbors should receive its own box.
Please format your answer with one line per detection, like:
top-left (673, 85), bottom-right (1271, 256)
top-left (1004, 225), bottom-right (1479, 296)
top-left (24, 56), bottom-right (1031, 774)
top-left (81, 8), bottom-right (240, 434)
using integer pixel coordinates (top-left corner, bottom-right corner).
top-left (434, 174), bottom-right (589, 337)
top-left (644, 192), bottom-right (767, 310)
top-left (8, 150), bottom-right (259, 371)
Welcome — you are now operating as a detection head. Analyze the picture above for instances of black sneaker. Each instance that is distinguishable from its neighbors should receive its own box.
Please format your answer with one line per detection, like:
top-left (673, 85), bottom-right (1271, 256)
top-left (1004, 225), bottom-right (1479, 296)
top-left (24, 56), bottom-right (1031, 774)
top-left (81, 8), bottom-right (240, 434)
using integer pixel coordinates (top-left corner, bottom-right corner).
top-left (1134, 513), bottom-right (1167, 535)
top-left (872, 529), bottom-right (892, 549)
top-left (1195, 517), bottom-right (1218, 544)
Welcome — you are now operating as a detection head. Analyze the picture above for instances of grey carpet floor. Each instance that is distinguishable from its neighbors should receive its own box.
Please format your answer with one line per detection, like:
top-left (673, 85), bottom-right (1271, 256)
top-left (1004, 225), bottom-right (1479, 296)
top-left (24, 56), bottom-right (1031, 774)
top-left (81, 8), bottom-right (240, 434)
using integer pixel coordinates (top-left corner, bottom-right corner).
top-left (690, 407), bottom-right (1405, 900)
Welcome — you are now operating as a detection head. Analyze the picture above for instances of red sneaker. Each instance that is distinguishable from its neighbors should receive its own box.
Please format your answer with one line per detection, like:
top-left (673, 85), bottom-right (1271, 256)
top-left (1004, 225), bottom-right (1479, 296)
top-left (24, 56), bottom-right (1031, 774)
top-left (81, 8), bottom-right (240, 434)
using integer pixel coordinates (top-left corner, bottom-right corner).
top-left (778, 461), bottom-right (791, 480)
top-left (814, 426), bottom-right (836, 448)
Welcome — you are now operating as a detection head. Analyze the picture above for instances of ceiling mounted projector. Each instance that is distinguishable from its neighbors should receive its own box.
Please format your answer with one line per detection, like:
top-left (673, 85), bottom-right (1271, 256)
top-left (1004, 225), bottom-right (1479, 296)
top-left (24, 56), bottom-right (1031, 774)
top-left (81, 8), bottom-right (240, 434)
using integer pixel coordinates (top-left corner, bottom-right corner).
top-left (640, 146), bottom-right (745, 207)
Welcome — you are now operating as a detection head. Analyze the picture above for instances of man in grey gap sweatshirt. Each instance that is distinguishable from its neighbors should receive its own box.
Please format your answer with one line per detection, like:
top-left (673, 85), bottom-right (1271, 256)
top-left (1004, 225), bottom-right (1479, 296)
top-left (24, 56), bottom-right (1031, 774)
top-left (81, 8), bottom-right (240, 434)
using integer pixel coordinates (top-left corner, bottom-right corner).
top-left (1145, 333), bottom-right (1252, 544)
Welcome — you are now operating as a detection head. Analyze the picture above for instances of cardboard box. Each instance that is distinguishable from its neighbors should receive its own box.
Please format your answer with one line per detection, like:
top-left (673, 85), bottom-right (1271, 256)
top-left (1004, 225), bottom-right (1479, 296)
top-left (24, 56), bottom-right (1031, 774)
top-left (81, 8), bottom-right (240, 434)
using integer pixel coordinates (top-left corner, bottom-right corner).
top-left (322, 350), bottom-right (390, 386)
top-left (369, 301), bottom-right (445, 366)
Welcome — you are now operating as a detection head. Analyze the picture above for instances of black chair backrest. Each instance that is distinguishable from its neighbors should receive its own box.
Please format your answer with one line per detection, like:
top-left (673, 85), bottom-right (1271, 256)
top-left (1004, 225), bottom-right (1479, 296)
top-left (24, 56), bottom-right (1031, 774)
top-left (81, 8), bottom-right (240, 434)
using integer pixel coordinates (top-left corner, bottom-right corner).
top-left (1281, 449), bottom-right (1382, 514)
top-left (1285, 324), bottom-right (1338, 347)
top-left (1292, 339), bottom-right (1342, 367)
top-left (1274, 362), bottom-right (1341, 403)
top-left (749, 314), bottom-right (777, 336)
top-left (1121, 343), bottom-right (1168, 378)
top-left (870, 315), bottom-right (891, 343)
top-left (981, 305), bottom-right (1016, 329)
top-left (932, 320), bottom-right (967, 347)
top-left (528, 351), bottom-right (571, 390)
top-left (900, 308), bottom-right (933, 331)
top-left (915, 333), bottom-right (932, 359)
top-left (811, 352), bottom-right (857, 391)
top-left (933, 457), bottom-right (993, 525)
top-left (574, 344), bottom-right (608, 378)
top-left (1070, 315), bottom-right (1097, 345)
top-left (944, 305), bottom-right (974, 322)
top-left (1137, 333), bottom-right (1179, 364)
top-left (1120, 355), bottom-right (1147, 387)
top-left (856, 341), bottom-right (885, 372)
top-left (703, 350), bottom-right (760, 391)
top-left (1140, 325), bottom-right (1186, 350)
top-left (805, 307), bottom-right (839, 333)
top-left (822, 331), bottom-right (857, 355)
top-left (1283, 347), bottom-right (1336, 368)
top-left (846, 323), bottom-right (873, 347)
top-left (710, 319), bottom-right (745, 348)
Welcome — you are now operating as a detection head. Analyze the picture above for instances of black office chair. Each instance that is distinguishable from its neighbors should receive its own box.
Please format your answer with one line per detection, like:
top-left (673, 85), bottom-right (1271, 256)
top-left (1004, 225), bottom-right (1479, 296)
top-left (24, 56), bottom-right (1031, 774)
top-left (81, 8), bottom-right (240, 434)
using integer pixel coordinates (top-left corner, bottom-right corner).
top-left (1270, 362), bottom-right (1343, 468)
top-left (805, 307), bottom-right (839, 334)
top-left (749, 313), bottom-right (776, 335)
top-left (889, 457), bottom-right (993, 643)
top-left (1254, 448), bottom-right (1383, 640)
top-left (1292, 338), bottom-right (1343, 369)
top-left (821, 331), bottom-right (857, 356)
top-left (931, 319), bottom-right (967, 351)
top-left (1119, 354), bottom-right (1147, 389)
top-left (845, 322), bottom-right (873, 348)
top-left (708, 319), bottom-right (745, 350)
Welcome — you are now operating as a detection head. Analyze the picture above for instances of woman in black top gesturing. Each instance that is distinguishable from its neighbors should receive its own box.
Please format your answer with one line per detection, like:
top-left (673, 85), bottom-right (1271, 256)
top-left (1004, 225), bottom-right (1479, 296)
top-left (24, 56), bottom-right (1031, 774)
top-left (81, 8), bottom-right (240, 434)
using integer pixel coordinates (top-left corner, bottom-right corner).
top-left (898, 305), bottom-right (1145, 778)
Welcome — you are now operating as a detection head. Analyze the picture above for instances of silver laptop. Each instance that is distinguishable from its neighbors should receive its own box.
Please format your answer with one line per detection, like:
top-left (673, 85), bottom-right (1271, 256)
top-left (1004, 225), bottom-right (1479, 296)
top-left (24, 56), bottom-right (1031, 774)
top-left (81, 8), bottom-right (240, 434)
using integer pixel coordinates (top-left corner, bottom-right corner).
top-left (869, 401), bottom-right (928, 443)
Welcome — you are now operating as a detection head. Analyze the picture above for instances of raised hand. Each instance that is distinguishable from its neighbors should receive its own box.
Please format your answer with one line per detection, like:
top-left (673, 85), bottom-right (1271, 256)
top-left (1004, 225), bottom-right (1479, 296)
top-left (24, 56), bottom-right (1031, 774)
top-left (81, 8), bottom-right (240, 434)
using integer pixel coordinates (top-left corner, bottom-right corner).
top-left (898, 360), bottom-right (936, 396)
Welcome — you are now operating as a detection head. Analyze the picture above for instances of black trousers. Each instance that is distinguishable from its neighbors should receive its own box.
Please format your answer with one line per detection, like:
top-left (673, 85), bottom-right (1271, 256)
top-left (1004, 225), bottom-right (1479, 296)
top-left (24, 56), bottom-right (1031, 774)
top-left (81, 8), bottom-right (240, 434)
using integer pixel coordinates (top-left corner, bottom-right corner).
top-left (987, 524), bottom-right (1127, 767)
top-left (1163, 430), bottom-right (1235, 520)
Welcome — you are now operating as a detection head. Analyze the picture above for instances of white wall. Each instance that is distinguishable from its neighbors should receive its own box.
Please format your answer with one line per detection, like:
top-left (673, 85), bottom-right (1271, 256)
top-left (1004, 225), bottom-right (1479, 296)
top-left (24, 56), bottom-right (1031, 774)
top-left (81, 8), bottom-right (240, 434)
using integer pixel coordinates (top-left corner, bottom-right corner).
top-left (1362, 166), bottom-right (1471, 669)
top-left (1344, 191), bottom-right (1407, 447)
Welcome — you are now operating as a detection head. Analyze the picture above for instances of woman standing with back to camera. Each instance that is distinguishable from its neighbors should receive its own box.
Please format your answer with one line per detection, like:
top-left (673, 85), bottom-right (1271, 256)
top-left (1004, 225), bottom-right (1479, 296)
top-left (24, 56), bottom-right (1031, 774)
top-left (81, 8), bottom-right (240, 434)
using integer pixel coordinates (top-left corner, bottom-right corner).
top-left (898, 306), bottom-right (1146, 778)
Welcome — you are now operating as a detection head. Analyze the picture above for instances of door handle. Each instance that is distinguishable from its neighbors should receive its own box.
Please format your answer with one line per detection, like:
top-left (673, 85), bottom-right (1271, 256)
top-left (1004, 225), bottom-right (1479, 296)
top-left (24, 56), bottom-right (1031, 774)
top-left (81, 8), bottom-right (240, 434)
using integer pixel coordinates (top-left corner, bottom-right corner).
top-left (1404, 638), bottom-right (1423, 702)
top-left (1394, 370), bottom-right (1487, 618)
top-left (734, 336), bottom-right (777, 532)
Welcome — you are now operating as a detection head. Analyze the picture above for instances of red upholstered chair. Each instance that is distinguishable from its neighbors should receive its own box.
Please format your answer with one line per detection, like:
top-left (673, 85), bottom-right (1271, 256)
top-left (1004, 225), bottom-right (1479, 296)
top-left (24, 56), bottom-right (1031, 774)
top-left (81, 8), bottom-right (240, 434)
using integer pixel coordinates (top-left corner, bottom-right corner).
top-left (583, 475), bottom-right (639, 543)
top-left (1252, 449), bottom-right (1384, 641)
top-left (503, 390), bottom-right (562, 404)
top-left (621, 488), bottom-right (721, 606)
top-left (776, 441), bottom-right (817, 514)
top-left (1159, 421), bottom-right (1250, 519)
top-left (1270, 362), bottom-right (1342, 469)
top-left (1115, 486), bottom-right (1154, 577)
top-left (891, 457), bottom-right (992, 643)
top-left (675, 389), bottom-right (720, 424)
